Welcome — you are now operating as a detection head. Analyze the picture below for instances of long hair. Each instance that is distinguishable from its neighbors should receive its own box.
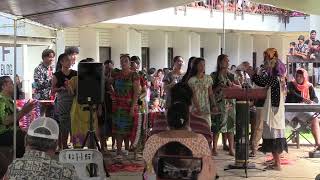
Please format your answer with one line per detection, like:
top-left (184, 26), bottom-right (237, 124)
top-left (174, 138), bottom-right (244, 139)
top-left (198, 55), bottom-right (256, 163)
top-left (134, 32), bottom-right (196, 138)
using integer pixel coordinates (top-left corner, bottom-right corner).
top-left (55, 53), bottom-right (68, 72)
top-left (189, 58), bottom-right (205, 79)
top-left (216, 54), bottom-right (228, 75)
top-left (181, 56), bottom-right (196, 83)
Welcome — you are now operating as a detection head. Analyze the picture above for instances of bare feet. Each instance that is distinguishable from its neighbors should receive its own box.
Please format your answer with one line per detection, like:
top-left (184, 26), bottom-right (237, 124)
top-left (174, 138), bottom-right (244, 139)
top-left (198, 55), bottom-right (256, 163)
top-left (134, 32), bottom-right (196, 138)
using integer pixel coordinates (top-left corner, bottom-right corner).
top-left (212, 150), bottom-right (218, 156)
top-left (229, 150), bottom-right (235, 156)
top-left (223, 145), bottom-right (229, 151)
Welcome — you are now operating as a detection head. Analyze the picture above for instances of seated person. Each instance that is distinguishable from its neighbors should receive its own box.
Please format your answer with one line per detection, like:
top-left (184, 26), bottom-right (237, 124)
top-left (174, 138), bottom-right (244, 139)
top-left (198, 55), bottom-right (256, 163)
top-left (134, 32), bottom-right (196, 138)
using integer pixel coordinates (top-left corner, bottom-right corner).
top-left (143, 102), bottom-right (214, 180)
top-left (286, 68), bottom-right (320, 150)
top-left (0, 76), bottom-right (36, 158)
top-left (150, 142), bottom-right (215, 180)
top-left (149, 83), bottom-right (212, 145)
top-left (4, 117), bottom-right (77, 179)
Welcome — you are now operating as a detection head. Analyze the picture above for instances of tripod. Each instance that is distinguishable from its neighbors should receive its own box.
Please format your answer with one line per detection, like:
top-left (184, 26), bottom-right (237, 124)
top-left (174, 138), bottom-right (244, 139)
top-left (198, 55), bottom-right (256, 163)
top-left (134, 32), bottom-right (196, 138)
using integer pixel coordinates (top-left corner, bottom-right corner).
top-left (81, 102), bottom-right (110, 177)
top-left (224, 86), bottom-right (264, 178)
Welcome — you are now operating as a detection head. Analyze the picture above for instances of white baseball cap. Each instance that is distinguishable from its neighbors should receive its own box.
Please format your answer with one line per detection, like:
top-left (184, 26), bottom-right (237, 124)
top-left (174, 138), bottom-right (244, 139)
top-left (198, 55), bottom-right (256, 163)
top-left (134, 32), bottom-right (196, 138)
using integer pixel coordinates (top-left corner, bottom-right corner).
top-left (27, 117), bottom-right (59, 140)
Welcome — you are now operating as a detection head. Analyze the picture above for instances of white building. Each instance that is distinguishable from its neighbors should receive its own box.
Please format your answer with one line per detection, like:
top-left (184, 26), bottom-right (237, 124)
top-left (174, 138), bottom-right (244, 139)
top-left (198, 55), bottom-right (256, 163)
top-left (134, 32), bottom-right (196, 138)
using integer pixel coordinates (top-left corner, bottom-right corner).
top-left (58, 6), bottom-right (314, 73)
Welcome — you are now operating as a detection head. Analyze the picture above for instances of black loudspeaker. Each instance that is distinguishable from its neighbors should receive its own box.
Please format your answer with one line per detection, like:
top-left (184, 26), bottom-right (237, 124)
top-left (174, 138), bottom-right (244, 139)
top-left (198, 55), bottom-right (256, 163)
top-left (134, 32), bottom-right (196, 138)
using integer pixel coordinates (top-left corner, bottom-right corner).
top-left (252, 52), bottom-right (257, 69)
top-left (77, 62), bottom-right (104, 104)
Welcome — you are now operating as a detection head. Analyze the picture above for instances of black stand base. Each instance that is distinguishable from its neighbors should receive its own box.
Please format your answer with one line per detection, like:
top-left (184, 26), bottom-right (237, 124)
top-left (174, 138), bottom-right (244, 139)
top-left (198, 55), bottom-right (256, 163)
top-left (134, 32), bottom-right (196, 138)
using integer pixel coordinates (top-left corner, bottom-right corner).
top-left (81, 104), bottom-right (110, 178)
top-left (224, 161), bottom-right (265, 178)
top-left (225, 162), bottom-right (257, 170)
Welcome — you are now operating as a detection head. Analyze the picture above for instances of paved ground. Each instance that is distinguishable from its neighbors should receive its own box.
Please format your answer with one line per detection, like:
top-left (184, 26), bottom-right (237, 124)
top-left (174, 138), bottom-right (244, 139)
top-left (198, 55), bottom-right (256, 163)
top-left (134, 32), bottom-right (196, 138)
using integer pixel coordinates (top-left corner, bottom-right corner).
top-left (103, 144), bottom-right (320, 180)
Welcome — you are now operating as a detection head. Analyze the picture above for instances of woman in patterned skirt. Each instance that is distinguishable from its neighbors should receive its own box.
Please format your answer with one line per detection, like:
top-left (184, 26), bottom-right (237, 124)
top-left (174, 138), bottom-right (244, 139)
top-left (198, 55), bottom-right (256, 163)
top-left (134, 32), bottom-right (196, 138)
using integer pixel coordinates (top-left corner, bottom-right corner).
top-left (112, 55), bottom-right (140, 157)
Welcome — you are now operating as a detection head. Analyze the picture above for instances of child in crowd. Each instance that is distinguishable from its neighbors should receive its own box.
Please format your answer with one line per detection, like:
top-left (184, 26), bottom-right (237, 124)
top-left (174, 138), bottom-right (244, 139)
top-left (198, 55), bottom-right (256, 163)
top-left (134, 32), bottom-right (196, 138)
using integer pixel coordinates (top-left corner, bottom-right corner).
top-left (149, 97), bottom-right (164, 113)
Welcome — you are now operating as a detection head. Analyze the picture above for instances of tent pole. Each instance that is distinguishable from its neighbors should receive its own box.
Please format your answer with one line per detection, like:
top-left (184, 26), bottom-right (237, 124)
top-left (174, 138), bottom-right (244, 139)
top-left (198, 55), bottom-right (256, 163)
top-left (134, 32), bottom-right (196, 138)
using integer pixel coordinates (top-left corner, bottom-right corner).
top-left (222, 0), bottom-right (226, 54)
top-left (13, 18), bottom-right (17, 160)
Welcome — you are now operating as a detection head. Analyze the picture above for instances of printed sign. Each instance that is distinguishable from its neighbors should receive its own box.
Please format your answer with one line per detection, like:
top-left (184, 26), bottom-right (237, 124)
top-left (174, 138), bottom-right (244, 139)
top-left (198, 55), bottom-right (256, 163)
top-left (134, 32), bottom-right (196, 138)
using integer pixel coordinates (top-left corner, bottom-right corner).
top-left (0, 46), bottom-right (23, 78)
top-left (65, 150), bottom-right (94, 163)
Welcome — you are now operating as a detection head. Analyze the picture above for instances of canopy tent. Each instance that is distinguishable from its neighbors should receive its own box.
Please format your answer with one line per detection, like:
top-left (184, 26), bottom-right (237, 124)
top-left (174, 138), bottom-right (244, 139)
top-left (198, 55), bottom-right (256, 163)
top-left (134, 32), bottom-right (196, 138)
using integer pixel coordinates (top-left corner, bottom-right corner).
top-left (251, 0), bottom-right (320, 15)
top-left (0, 0), bottom-right (194, 28)
top-left (0, 0), bottom-right (195, 160)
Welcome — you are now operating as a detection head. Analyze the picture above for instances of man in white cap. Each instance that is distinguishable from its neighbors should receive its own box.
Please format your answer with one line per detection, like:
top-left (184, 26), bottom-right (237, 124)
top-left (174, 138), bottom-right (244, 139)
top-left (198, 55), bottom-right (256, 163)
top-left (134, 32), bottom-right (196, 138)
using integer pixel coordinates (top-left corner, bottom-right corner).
top-left (4, 117), bottom-right (77, 180)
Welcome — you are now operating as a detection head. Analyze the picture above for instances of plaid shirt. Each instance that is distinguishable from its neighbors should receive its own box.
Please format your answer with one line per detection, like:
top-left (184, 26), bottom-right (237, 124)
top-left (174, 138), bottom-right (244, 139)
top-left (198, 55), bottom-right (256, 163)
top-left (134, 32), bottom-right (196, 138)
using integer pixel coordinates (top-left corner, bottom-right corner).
top-left (6, 150), bottom-right (77, 180)
top-left (32, 63), bottom-right (53, 100)
top-left (295, 43), bottom-right (308, 53)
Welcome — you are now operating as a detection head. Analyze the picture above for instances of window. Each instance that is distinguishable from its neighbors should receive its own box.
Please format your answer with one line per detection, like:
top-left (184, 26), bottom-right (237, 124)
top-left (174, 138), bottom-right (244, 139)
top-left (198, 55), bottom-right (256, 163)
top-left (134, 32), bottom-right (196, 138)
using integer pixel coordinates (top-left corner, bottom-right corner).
top-left (200, 47), bottom-right (204, 58)
top-left (141, 47), bottom-right (150, 69)
top-left (168, 47), bottom-right (173, 68)
top-left (99, 47), bottom-right (111, 62)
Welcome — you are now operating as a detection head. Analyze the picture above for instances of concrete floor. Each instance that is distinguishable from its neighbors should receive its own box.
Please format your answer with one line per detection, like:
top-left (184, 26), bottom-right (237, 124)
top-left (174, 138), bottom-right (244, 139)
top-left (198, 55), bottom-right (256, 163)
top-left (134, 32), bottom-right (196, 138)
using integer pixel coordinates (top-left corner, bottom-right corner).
top-left (105, 145), bottom-right (320, 180)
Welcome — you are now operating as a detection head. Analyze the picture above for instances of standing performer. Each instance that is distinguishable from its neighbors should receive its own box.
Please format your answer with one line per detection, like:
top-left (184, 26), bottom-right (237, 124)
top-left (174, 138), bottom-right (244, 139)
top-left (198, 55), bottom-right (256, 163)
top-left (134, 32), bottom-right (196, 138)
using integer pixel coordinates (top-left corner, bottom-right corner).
top-left (52, 53), bottom-right (77, 149)
top-left (211, 54), bottom-right (241, 156)
top-left (247, 48), bottom-right (288, 171)
top-left (112, 55), bottom-right (140, 159)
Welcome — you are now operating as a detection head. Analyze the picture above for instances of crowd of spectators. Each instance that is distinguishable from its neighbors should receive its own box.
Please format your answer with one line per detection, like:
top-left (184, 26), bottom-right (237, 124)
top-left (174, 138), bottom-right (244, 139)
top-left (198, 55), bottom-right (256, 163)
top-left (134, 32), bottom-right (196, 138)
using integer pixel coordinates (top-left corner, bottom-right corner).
top-left (288, 30), bottom-right (320, 61)
top-left (185, 0), bottom-right (307, 17)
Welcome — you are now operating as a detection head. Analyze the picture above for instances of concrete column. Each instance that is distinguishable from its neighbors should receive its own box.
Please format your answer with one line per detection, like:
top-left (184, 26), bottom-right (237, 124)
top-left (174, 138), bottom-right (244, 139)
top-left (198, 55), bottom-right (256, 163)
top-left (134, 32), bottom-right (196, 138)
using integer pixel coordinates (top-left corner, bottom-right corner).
top-left (111, 28), bottom-right (129, 68)
top-left (201, 32), bottom-right (221, 73)
top-left (269, 35), bottom-right (286, 61)
top-left (128, 29), bottom-right (142, 60)
top-left (253, 35), bottom-right (270, 66)
top-left (79, 27), bottom-right (99, 61)
top-left (22, 45), bottom-right (31, 99)
top-left (239, 34), bottom-right (254, 65)
top-left (149, 30), bottom-right (168, 70)
top-left (225, 33), bottom-right (240, 66)
top-left (310, 15), bottom-right (320, 35)
top-left (190, 32), bottom-right (200, 57)
top-left (56, 30), bottom-right (65, 58)
top-left (173, 31), bottom-right (191, 71)
top-left (111, 28), bottom-right (142, 68)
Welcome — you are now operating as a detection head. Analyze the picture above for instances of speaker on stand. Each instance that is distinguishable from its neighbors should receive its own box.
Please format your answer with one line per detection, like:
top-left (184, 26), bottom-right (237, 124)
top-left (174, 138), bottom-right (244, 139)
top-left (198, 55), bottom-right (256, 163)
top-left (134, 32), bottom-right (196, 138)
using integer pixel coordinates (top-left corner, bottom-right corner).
top-left (77, 61), bottom-right (109, 177)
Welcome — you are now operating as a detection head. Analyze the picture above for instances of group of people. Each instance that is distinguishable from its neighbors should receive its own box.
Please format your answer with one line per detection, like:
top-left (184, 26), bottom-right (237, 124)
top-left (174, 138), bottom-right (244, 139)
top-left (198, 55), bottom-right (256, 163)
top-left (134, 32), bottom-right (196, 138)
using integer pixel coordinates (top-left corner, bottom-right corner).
top-left (187, 0), bottom-right (306, 17)
top-left (289, 30), bottom-right (320, 60)
top-left (0, 44), bottom-right (320, 179)
top-left (143, 47), bottom-right (320, 177)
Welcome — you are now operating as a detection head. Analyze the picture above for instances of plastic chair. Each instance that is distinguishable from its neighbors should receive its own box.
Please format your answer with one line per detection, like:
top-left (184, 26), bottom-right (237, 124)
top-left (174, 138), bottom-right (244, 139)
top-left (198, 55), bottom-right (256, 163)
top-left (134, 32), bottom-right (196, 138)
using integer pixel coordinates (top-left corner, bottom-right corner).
top-left (59, 149), bottom-right (107, 180)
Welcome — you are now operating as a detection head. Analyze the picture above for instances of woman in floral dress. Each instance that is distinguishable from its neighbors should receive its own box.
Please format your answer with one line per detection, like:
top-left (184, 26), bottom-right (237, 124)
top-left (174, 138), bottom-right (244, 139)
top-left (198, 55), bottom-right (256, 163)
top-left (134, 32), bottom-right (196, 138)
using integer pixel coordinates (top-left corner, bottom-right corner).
top-left (211, 54), bottom-right (241, 156)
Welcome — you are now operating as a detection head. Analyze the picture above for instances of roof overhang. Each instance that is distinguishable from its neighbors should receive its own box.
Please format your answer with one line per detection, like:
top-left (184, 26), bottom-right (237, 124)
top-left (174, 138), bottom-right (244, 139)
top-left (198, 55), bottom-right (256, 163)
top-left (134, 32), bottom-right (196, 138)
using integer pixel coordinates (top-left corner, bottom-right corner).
top-left (0, 0), bottom-right (194, 28)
